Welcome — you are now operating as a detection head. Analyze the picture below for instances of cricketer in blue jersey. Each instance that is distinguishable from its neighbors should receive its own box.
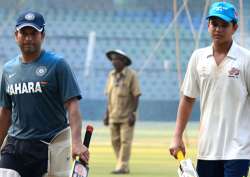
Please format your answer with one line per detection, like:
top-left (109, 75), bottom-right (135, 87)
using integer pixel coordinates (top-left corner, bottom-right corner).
top-left (0, 11), bottom-right (89, 177)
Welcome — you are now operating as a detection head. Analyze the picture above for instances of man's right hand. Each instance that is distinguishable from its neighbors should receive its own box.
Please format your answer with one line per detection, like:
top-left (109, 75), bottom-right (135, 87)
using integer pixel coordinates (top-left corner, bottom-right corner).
top-left (169, 136), bottom-right (186, 159)
top-left (103, 117), bottom-right (109, 126)
top-left (72, 142), bottom-right (89, 163)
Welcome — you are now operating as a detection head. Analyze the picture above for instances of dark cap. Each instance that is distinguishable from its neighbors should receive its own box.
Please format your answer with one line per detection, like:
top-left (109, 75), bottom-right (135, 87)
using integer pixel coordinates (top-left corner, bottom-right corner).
top-left (106, 49), bottom-right (132, 66)
top-left (16, 11), bottom-right (45, 32)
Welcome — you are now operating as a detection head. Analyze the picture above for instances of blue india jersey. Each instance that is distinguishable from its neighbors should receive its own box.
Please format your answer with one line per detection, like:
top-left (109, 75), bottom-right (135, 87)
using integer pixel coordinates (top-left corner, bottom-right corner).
top-left (0, 50), bottom-right (82, 140)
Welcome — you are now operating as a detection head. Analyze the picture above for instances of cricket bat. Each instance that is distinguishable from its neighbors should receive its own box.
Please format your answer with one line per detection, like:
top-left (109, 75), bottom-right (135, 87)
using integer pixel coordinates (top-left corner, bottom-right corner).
top-left (177, 150), bottom-right (199, 177)
top-left (70, 125), bottom-right (94, 177)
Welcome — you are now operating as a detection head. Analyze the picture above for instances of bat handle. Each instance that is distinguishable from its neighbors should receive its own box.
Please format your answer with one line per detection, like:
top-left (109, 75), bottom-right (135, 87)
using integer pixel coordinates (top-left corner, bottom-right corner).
top-left (177, 150), bottom-right (185, 161)
top-left (83, 125), bottom-right (94, 148)
top-left (79, 125), bottom-right (93, 164)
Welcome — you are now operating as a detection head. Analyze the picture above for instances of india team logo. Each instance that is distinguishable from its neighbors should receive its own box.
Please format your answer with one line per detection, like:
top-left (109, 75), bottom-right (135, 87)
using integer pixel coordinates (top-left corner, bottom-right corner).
top-left (36, 66), bottom-right (47, 76)
top-left (25, 13), bottom-right (35, 21)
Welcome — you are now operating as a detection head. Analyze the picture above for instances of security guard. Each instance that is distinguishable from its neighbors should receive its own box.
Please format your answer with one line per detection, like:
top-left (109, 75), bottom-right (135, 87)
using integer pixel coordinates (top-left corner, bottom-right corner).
top-left (104, 50), bottom-right (141, 174)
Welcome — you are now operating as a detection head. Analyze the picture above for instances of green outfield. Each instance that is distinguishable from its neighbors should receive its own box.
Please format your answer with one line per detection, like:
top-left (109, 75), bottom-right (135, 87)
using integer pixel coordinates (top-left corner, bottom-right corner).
top-left (86, 121), bottom-right (199, 177)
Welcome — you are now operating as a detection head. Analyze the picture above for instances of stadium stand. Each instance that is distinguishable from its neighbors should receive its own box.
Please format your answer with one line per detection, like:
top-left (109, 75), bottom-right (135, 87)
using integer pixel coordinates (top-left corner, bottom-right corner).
top-left (0, 0), bottom-right (249, 121)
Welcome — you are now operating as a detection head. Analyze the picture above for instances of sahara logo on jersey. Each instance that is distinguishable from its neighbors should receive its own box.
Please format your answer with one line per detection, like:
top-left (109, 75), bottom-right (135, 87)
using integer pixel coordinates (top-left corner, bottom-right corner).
top-left (6, 82), bottom-right (42, 95)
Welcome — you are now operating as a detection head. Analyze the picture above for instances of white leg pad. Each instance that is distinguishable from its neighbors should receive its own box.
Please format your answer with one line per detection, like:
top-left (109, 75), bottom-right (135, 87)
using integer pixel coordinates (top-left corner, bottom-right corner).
top-left (0, 136), bottom-right (8, 151)
top-left (46, 127), bottom-right (71, 177)
top-left (0, 168), bottom-right (21, 177)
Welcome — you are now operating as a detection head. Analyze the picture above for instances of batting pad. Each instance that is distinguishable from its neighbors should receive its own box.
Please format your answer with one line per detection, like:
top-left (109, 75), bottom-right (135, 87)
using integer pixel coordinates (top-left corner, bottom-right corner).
top-left (0, 168), bottom-right (21, 177)
top-left (44, 127), bottom-right (72, 177)
top-left (0, 136), bottom-right (8, 151)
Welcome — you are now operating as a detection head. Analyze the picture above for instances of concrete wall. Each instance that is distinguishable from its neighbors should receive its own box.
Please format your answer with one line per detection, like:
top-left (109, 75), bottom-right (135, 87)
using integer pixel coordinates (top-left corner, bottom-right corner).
top-left (80, 99), bottom-right (200, 121)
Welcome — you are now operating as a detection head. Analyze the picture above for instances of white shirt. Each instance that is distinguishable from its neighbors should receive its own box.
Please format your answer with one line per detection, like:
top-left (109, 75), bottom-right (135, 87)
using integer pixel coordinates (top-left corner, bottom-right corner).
top-left (182, 41), bottom-right (250, 160)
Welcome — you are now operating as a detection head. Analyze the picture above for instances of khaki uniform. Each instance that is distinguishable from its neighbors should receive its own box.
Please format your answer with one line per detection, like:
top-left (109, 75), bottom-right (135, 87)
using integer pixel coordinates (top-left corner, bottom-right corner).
top-left (105, 67), bottom-right (141, 171)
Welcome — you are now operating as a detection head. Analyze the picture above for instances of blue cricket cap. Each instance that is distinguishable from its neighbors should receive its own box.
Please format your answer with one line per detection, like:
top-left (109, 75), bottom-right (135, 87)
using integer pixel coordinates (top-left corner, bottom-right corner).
top-left (16, 11), bottom-right (45, 32)
top-left (207, 2), bottom-right (238, 23)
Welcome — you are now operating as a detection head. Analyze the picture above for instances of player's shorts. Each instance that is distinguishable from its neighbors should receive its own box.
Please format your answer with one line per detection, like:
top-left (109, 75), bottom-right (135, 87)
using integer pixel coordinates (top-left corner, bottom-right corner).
top-left (0, 136), bottom-right (48, 177)
top-left (196, 159), bottom-right (249, 177)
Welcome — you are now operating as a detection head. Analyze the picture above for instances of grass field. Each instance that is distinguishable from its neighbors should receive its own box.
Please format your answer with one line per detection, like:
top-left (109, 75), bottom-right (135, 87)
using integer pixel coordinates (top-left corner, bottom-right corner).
top-left (85, 121), bottom-right (199, 177)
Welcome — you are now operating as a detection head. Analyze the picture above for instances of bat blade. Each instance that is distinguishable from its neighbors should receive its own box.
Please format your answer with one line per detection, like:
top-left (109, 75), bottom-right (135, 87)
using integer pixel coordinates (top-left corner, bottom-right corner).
top-left (70, 125), bottom-right (94, 177)
top-left (177, 151), bottom-right (199, 177)
top-left (71, 160), bottom-right (89, 177)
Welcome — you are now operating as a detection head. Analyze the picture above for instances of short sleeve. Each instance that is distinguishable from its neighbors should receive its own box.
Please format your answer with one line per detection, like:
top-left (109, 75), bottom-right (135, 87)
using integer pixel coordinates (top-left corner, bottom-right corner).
top-left (0, 71), bottom-right (12, 108)
top-left (55, 59), bottom-right (82, 102)
top-left (131, 72), bottom-right (141, 97)
top-left (104, 72), bottom-right (111, 96)
top-left (181, 51), bottom-right (200, 98)
top-left (245, 55), bottom-right (250, 94)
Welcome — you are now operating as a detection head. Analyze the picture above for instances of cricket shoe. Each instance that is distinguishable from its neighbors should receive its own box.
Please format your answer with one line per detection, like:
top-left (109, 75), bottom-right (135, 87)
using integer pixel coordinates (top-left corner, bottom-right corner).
top-left (111, 169), bottom-right (130, 174)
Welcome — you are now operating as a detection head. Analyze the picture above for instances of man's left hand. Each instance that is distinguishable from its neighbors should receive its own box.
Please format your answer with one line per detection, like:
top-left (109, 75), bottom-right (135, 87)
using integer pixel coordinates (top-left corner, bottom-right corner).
top-left (128, 112), bottom-right (136, 126)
